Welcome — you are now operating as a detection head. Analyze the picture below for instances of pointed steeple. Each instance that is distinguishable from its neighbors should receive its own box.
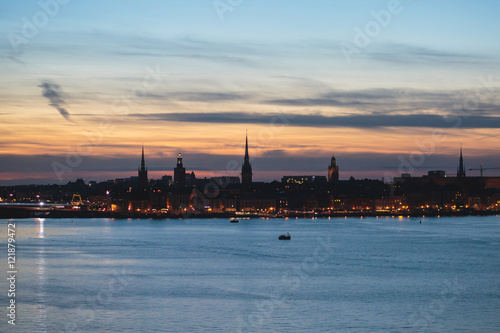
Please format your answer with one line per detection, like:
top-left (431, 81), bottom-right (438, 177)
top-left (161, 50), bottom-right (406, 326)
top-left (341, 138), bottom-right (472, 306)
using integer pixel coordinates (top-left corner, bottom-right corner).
top-left (244, 130), bottom-right (250, 163)
top-left (457, 144), bottom-right (466, 177)
top-left (140, 145), bottom-right (146, 171)
top-left (138, 146), bottom-right (148, 190)
top-left (242, 131), bottom-right (252, 185)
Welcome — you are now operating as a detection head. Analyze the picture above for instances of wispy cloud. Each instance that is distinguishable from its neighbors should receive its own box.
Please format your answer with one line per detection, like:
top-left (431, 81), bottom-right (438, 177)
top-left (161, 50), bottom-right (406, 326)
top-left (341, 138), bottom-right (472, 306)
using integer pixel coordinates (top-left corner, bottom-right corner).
top-left (130, 112), bottom-right (500, 129)
top-left (264, 88), bottom-right (446, 108)
top-left (174, 92), bottom-right (248, 102)
top-left (264, 87), bottom-right (500, 116)
top-left (362, 43), bottom-right (492, 66)
top-left (38, 81), bottom-right (73, 122)
top-left (0, 54), bottom-right (24, 64)
top-left (136, 91), bottom-right (248, 102)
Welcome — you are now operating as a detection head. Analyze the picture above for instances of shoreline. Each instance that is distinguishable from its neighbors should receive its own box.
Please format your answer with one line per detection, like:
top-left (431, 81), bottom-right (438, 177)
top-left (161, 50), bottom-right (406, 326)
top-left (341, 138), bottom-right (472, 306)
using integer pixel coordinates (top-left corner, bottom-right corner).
top-left (1, 206), bottom-right (499, 219)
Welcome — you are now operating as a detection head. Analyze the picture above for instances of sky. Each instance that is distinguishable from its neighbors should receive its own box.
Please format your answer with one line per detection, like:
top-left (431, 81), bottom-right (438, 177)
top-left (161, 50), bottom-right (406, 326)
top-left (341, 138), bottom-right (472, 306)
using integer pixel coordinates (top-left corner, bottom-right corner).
top-left (1, 0), bottom-right (499, 185)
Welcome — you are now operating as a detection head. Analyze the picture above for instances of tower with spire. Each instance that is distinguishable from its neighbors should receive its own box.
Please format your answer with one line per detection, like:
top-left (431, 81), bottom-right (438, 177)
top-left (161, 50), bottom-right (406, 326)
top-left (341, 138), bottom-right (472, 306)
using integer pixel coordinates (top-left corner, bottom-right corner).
top-left (138, 146), bottom-right (148, 190)
top-left (457, 145), bottom-right (466, 178)
top-left (241, 132), bottom-right (253, 185)
top-left (328, 154), bottom-right (339, 182)
top-left (174, 153), bottom-right (186, 189)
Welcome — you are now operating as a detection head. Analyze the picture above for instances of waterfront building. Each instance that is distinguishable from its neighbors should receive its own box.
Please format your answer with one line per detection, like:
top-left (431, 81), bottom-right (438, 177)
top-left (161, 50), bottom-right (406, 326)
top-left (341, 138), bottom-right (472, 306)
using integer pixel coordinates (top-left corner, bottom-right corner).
top-left (174, 153), bottom-right (186, 189)
top-left (327, 155), bottom-right (340, 182)
top-left (138, 146), bottom-right (148, 191)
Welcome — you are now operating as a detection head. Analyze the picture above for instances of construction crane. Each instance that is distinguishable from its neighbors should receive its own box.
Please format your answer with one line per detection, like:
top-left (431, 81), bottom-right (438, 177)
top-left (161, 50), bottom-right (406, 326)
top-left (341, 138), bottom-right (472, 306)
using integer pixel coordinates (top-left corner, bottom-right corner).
top-left (467, 164), bottom-right (500, 177)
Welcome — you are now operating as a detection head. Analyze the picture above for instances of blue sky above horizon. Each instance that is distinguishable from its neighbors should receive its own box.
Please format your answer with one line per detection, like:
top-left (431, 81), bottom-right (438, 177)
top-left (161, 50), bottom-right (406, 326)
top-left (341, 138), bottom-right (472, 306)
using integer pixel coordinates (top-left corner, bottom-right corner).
top-left (1, 0), bottom-right (499, 184)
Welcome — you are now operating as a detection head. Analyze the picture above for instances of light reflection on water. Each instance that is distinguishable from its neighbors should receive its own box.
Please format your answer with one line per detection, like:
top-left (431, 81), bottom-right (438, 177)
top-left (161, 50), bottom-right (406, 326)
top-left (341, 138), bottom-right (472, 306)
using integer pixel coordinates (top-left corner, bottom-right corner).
top-left (36, 218), bottom-right (45, 239)
top-left (35, 218), bottom-right (47, 332)
top-left (35, 246), bottom-right (47, 332)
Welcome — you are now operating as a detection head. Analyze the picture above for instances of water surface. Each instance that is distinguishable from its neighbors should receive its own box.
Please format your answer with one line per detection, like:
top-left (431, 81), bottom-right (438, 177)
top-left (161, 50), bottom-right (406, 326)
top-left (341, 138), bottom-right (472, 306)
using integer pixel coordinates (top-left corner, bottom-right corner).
top-left (1, 216), bottom-right (499, 332)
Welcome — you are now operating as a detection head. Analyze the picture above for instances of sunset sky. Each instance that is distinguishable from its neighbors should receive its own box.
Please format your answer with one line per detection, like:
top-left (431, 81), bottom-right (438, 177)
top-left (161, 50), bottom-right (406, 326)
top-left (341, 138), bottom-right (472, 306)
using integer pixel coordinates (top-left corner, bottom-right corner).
top-left (1, 0), bottom-right (499, 184)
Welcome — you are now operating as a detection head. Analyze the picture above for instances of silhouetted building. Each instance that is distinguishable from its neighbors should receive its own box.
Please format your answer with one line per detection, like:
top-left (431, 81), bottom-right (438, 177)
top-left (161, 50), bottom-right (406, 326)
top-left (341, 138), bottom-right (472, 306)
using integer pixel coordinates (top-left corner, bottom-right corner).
top-left (4, 141), bottom-right (500, 218)
top-left (138, 146), bottom-right (148, 191)
top-left (457, 146), bottom-right (466, 177)
top-left (211, 176), bottom-right (240, 186)
top-left (241, 133), bottom-right (252, 185)
top-left (161, 175), bottom-right (173, 186)
top-left (174, 153), bottom-right (186, 189)
top-left (240, 193), bottom-right (276, 212)
top-left (167, 192), bottom-right (190, 214)
top-left (282, 176), bottom-right (327, 185)
top-left (327, 155), bottom-right (339, 182)
top-left (186, 171), bottom-right (197, 187)
top-left (427, 170), bottom-right (446, 178)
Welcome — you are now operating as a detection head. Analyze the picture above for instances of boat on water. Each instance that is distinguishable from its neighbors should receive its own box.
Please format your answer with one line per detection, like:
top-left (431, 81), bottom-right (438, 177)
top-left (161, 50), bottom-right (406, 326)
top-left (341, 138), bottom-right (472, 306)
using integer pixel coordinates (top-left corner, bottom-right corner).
top-left (279, 232), bottom-right (291, 240)
top-left (230, 218), bottom-right (239, 223)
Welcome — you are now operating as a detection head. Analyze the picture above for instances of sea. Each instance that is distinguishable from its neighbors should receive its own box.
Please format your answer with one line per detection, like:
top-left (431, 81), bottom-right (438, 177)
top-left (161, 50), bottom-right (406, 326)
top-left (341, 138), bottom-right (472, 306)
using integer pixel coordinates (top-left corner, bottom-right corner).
top-left (1, 216), bottom-right (499, 333)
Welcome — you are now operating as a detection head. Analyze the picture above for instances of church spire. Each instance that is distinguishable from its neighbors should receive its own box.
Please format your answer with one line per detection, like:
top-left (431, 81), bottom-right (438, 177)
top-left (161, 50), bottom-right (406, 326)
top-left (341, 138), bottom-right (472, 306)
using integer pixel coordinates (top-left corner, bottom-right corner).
top-left (242, 131), bottom-right (252, 185)
top-left (244, 130), bottom-right (249, 163)
top-left (140, 145), bottom-right (146, 171)
top-left (138, 146), bottom-right (148, 190)
top-left (457, 144), bottom-right (466, 177)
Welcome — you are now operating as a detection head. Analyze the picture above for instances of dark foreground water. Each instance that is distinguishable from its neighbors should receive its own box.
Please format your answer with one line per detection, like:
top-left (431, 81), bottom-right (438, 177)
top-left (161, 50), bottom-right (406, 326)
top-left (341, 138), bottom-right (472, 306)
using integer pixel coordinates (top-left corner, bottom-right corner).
top-left (1, 216), bottom-right (500, 332)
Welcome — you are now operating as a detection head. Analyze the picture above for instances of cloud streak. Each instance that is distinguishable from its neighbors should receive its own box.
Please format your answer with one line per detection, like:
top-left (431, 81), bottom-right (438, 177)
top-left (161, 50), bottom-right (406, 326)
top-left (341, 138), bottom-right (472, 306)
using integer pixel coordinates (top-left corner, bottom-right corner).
top-left (130, 112), bottom-right (500, 129)
top-left (361, 43), bottom-right (492, 66)
top-left (265, 88), bottom-right (499, 114)
top-left (38, 81), bottom-right (72, 122)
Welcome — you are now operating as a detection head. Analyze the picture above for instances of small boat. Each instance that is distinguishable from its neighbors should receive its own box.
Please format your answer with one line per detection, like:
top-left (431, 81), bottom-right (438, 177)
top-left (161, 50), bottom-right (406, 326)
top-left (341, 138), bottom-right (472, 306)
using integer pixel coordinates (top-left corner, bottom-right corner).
top-left (279, 232), bottom-right (291, 240)
top-left (230, 218), bottom-right (239, 223)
